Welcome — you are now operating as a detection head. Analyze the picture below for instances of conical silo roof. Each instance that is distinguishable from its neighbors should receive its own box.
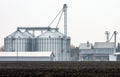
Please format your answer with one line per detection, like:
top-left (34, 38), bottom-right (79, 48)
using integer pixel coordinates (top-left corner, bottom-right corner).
top-left (24, 30), bottom-right (33, 38)
top-left (54, 30), bottom-right (64, 37)
top-left (6, 30), bottom-right (26, 38)
top-left (38, 30), bottom-right (64, 38)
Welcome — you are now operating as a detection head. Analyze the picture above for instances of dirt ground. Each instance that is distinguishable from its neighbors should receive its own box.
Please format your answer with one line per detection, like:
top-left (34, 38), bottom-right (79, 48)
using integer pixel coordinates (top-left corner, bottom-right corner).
top-left (0, 61), bottom-right (120, 77)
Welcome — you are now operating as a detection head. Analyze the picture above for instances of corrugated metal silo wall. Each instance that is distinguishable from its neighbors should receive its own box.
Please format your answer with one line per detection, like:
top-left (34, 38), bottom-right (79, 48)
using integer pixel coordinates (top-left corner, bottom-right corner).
top-left (12, 38), bottom-right (28, 51)
top-left (4, 38), bottom-right (33, 52)
top-left (35, 37), bottom-right (63, 61)
top-left (26, 38), bottom-right (33, 51)
top-left (67, 37), bottom-right (71, 61)
top-left (4, 38), bottom-right (13, 51)
top-left (62, 37), bottom-right (71, 61)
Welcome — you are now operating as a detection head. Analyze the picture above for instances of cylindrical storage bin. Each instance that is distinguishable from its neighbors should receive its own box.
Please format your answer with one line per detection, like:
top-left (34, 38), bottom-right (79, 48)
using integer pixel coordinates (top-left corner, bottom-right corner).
top-left (36, 30), bottom-right (65, 61)
top-left (4, 30), bottom-right (33, 52)
top-left (23, 30), bottom-right (34, 51)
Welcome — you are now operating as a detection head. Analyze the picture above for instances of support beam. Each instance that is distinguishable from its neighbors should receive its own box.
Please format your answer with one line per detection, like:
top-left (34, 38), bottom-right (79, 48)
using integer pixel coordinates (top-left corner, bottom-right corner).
top-left (17, 27), bottom-right (58, 31)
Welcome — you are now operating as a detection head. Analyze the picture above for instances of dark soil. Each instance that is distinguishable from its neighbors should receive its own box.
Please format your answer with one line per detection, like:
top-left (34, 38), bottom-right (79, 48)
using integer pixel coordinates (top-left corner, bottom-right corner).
top-left (0, 61), bottom-right (120, 77)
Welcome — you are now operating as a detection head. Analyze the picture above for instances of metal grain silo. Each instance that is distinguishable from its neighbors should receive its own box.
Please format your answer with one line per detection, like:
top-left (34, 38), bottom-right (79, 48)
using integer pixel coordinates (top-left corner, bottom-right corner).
top-left (23, 30), bottom-right (34, 51)
top-left (36, 30), bottom-right (71, 61)
top-left (4, 30), bottom-right (32, 52)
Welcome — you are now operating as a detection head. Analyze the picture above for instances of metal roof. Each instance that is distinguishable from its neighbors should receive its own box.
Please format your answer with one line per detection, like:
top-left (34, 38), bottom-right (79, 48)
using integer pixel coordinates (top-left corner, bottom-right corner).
top-left (24, 30), bottom-right (33, 38)
top-left (79, 43), bottom-right (93, 49)
top-left (38, 30), bottom-right (64, 38)
top-left (94, 42), bottom-right (114, 48)
top-left (0, 52), bottom-right (54, 57)
top-left (6, 30), bottom-right (27, 38)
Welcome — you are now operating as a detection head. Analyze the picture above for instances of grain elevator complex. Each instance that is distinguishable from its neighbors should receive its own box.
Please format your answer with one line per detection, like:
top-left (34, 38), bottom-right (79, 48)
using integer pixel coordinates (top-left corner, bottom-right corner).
top-left (2, 4), bottom-right (120, 61)
top-left (3, 4), bottom-right (71, 61)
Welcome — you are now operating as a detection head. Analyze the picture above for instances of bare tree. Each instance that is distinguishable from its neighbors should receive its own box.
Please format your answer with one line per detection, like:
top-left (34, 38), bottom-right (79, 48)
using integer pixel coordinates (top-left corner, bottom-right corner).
top-left (71, 45), bottom-right (79, 61)
top-left (0, 46), bottom-right (4, 51)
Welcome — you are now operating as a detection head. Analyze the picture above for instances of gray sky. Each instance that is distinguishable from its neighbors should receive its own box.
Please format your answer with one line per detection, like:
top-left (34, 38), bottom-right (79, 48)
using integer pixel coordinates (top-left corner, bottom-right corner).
top-left (0, 0), bottom-right (120, 46)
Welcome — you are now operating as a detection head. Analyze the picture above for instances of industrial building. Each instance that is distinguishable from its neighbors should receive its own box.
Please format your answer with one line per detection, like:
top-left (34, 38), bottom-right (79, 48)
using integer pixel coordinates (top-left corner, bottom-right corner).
top-left (79, 41), bottom-right (94, 61)
top-left (3, 4), bottom-right (71, 61)
top-left (79, 42), bottom-right (115, 61)
top-left (79, 31), bottom-right (117, 61)
top-left (94, 42), bottom-right (114, 61)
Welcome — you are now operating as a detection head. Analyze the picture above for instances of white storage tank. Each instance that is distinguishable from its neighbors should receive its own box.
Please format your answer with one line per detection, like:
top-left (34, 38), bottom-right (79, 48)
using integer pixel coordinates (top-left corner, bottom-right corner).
top-left (36, 30), bottom-right (70, 61)
top-left (4, 30), bottom-right (33, 51)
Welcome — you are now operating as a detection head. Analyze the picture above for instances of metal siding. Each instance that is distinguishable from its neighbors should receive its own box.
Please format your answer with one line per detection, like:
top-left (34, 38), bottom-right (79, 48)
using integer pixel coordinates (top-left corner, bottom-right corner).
top-left (18, 57), bottom-right (51, 61)
top-left (36, 37), bottom-right (66, 61)
top-left (0, 57), bottom-right (17, 61)
top-left (0, 57), bottom-right (52, 61)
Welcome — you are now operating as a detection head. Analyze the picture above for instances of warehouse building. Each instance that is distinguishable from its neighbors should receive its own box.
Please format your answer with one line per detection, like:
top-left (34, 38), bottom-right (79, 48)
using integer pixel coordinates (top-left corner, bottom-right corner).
top-left (0, 52), bottom-right (54, 61)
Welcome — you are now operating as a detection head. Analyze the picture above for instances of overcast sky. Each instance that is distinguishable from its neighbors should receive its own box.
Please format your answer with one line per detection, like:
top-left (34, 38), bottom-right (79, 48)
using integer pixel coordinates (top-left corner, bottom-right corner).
top-left (0, 0), bottom-right (120, 46)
